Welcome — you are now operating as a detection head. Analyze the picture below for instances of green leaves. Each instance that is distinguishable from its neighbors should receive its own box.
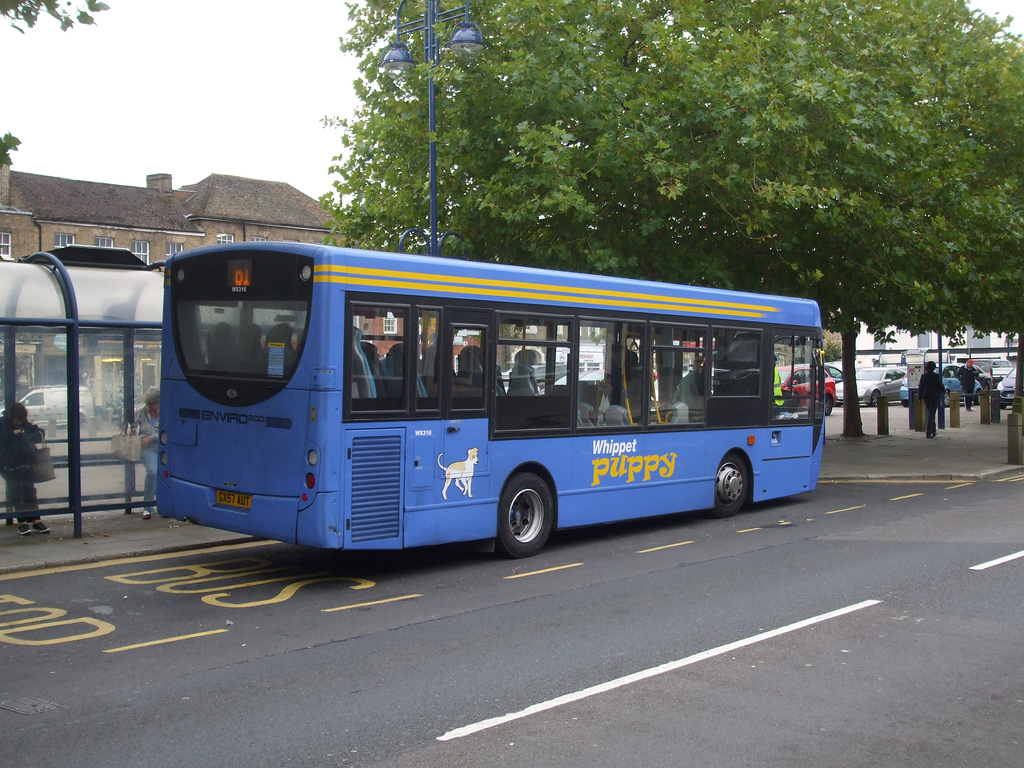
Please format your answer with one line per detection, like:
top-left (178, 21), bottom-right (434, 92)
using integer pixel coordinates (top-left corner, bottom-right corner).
top-left (326, 0), bottom-right (1024, 343)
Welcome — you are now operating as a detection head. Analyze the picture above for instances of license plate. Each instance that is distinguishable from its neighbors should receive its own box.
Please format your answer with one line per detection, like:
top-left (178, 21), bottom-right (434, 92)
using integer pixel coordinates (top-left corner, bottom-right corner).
top-left (216, 490), bottom-right (252, 509)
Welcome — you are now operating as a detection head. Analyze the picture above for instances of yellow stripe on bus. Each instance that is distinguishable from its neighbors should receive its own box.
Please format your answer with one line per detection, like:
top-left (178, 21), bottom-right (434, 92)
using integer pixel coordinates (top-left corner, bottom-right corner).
top-left (312, 265), bottom-right (780, 318)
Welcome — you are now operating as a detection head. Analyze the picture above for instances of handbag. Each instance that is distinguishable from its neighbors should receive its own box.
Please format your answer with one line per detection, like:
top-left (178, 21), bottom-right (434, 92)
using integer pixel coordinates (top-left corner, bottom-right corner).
top-left (33, 442), bottom-right (56, 483)
top-left (111, 423), bottom-right (143, 462)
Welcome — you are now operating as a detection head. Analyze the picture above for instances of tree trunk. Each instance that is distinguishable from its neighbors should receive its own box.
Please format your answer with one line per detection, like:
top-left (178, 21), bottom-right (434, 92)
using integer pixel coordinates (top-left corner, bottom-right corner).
top-left (841, 330), bottom-right (864, 437)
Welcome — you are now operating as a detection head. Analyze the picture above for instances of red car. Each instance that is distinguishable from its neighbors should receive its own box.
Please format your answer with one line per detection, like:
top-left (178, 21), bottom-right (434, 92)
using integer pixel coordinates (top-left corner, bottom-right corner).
top-left (777, 365), bottom-right (837, 416)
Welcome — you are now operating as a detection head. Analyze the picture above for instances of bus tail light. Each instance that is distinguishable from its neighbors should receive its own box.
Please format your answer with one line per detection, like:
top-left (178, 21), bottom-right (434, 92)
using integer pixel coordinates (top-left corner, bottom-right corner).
top-left (305, 473), bottom-right (315, 489)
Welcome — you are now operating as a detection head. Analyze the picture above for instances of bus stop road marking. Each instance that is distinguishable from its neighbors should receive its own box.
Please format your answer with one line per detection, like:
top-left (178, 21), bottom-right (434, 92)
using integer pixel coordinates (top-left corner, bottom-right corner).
top-left (637, 540), bottom-right (694, 554)
top-left (103, 629), bottom-right (229, 654)
top-left (438, 599), bottom-right (882, 741)
top-left (889, 493), bottom-right (925, 501)
top-left (504, 563), bottom-right (583, 580)
top-left (736, 527), bottom-right (761, 534)
top-left (0, 540), bottom-right (278, 583)
top-left (945, 482), bottom-right (975, 489)
top-left (322, 594), bottom-right (422, 612)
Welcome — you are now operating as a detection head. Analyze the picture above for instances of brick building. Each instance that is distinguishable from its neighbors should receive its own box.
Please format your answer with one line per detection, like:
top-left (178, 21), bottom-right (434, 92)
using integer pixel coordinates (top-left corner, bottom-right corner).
top-left (0, 166), bottom-right (330, 262)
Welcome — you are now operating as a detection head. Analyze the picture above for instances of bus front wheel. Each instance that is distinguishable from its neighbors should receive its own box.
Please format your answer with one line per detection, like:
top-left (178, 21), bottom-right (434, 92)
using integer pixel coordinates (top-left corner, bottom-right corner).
top-left (710, 453), bottom-right (748, 519)
top-left (497, 472), bottom-right (553, 558)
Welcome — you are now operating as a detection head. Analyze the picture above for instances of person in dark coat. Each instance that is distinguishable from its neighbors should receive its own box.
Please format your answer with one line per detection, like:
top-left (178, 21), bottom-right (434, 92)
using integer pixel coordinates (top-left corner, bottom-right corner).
top-left (918, 361), bottom-right (943, 439)
top-left (956, 359), bottom-right (979, 411)
top-left (0, 402), bottom-right (49, 535)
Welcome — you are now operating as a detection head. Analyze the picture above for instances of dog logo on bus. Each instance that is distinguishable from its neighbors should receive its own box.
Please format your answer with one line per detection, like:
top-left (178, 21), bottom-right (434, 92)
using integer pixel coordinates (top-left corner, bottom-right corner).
top-left (437, 447), bottom-right (479, 500)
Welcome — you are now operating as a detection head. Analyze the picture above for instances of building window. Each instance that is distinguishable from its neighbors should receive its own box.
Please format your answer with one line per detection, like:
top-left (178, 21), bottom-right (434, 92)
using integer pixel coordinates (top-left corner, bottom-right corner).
top-left (217, 234), bottom-right (235, 244)
top-left (94, 236), bottom-right (114, 248)
top-left (55, 233), bottom-right (75, 248)
top-left (0, 232), bottom-right (10, 258)
top-left (250, 236), bottom-right (267, 242)
top-left (166, 242), bottom-right (183, 257)
top-left (131, 240), bottom-right (150, 262)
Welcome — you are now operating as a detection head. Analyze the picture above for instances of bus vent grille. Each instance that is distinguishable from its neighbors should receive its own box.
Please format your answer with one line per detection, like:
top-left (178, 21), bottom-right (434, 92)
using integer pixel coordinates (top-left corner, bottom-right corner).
top-left (350, 435), bottom-right (402, 542)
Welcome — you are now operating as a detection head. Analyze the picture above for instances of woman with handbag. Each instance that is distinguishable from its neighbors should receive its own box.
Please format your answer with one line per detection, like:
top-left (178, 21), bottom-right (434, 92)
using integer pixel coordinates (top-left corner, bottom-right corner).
top-left (135, 388), bottom-right (160, 520)
top-left (0, 402), bottom-right (49, 535)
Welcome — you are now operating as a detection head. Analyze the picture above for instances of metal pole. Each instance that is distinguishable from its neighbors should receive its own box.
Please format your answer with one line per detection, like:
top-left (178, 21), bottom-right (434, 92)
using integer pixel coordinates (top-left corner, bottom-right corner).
top-left (427, 0), bottom-right (439, 259)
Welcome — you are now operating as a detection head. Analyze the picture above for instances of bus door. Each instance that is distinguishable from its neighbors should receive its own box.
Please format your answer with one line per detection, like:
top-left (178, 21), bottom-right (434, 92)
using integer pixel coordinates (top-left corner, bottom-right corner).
top-left (439, 313), bottom-right (491, 505)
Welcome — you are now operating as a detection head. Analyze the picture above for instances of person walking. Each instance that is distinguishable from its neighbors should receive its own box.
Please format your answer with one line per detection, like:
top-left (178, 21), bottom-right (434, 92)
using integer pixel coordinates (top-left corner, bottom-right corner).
top-left (0, 402), bottom-right (50, 535)
top-left (135, 387), bottom-right (160, 519)
top-left (956, 359), bottom-right (979, 411)
top-left (918, 361), bottom-right (943, 438)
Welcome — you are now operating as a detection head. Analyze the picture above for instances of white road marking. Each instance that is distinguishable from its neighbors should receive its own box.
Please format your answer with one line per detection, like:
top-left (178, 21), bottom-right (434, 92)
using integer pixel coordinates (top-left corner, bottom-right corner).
top-left (970, 550), bottom-right (1024, 571)
top-left (438, 599), bottom-right (881, 741)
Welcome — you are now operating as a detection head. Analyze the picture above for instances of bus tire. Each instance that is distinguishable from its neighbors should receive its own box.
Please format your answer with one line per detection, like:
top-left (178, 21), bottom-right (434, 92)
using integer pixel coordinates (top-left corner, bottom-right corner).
top-left (497, 472), bottom-right (553, 558)
top-left (710, 452), bottom-right (748, 519)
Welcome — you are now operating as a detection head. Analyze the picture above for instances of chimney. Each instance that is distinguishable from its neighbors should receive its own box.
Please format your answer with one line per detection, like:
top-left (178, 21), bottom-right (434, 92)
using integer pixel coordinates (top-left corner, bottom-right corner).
top-left (147, 173), bottom-right (173, 195)
top-left (1, 164), bottom-right (10, 207)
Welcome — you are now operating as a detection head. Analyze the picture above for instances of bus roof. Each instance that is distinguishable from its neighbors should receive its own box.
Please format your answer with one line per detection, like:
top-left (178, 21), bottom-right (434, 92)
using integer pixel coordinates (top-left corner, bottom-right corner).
top-left (323, 246), bottom-right (819, 327)
top-left (175, 241), bottom-right (821, 327)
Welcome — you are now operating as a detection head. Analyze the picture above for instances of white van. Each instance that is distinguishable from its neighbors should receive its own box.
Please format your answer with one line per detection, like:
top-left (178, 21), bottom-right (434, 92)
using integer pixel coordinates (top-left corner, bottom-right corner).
top-left (19, 386), bottom-right (95, 428)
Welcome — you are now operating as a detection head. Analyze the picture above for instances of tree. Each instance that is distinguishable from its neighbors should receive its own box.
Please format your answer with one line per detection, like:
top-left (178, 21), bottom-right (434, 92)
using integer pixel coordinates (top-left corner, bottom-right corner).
top-left (1, 0), bottom-right (108, 165)
top-left (326, 0), bottom-right (1024, 434)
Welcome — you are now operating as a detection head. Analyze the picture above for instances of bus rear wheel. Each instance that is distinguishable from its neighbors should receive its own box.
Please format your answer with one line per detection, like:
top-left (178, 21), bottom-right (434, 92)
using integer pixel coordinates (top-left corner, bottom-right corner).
top-left (710, 452), bottom-right (748, 519)
top-left (497, 472), bottom-right (553, 558)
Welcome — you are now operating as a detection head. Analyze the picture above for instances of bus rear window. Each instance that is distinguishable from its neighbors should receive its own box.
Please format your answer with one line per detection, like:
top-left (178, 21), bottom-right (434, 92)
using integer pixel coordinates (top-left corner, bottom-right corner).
top-left (176, 300), bottom-right (308, 379)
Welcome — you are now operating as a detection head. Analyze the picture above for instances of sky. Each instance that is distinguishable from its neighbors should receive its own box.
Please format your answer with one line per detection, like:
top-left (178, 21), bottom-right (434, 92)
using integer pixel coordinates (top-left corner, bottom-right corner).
top-left (2, 1), bottom-right (1021, 202)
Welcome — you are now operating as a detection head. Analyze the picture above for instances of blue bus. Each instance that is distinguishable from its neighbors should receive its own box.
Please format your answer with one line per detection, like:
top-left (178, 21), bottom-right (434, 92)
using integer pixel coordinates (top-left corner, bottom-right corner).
top-left (159, 243), bottom-right (825, 557)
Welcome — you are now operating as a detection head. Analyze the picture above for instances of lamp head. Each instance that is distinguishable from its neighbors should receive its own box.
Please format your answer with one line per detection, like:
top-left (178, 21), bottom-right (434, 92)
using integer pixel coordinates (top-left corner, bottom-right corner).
top-left (381, 40), bottom-right (415, 78)
top-left (448, 21), bottom-right (485, 53)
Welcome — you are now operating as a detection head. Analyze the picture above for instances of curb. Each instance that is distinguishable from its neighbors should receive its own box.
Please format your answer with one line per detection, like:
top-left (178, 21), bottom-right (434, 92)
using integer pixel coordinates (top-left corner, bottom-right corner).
top-left (0, 535), bottom-right (259, 576)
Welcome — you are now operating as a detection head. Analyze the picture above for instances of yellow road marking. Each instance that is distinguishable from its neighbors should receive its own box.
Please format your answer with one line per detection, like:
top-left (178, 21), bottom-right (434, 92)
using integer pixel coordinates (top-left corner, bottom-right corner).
top-left (103, 629), bottom-right (229, 653)
top-left (0, 539), bottom-right (277, 582)
top-left (637, 541), bottom-right (694, 554)
top-left (945, 482), bottom-right (975, 489)
top-left (736, 527), bottom-right (761, 533)
top-left (826, 505), bottom-right (866, 515)
top-left (890, 493), bottom-right (924, 501)
top-left (322, 594), bottom-right (422, 613)
top-left (996, 475), bottom-right (1024, 483)
top-left (504, 563), bottom-right (583, 580)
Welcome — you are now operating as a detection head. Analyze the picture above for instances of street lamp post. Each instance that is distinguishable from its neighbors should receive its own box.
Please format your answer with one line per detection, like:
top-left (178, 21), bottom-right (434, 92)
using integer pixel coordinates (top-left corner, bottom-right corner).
top-left (381, 0), bottom-right (485, 259)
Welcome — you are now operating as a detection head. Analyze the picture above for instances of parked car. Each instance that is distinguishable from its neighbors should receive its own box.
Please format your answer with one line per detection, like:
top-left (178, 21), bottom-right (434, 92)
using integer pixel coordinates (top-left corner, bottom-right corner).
top-left (899, 364), bottom-right (985, 407)
top-left (999, 370), bottom-right (1017, 409)
top-left (855, 367), bottom-right (906, 406)
top-left (19, 385), bottom-right (94, 428)
top-left (777, 365), bottom-right (836, 416)
top-left (823, 362), bottom-right (845, 404)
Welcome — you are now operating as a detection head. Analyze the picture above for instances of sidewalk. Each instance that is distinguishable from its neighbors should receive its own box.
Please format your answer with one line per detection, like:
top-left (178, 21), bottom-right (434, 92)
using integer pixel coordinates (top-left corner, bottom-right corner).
top-left (822, 403), bottom-right (1021, 482)
top-left (2, 405), bottom-right (1021, 575)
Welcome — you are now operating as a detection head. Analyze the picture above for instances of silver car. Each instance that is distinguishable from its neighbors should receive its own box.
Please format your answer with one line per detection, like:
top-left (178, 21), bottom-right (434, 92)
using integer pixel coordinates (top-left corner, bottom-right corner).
top-left (855, 367), bottom-right (906, 407)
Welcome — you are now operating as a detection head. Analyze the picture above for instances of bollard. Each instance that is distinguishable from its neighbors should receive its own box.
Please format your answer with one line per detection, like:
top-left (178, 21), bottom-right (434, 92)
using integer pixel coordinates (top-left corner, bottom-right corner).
top-left (1015, 396), bottom-right (1024, 416)
top-left (914, 394), bottom-right (926, 432)
top-left (980, 391), bottom-right (990, 424)
top-left (990, 386), bottom-right (1001, 423)
top-left (1008, 413), bottom-right (1024, 465)
top-left (950, 391), bottom-right (961, 428)
top-left (876, 395), bottom-right (889, 435)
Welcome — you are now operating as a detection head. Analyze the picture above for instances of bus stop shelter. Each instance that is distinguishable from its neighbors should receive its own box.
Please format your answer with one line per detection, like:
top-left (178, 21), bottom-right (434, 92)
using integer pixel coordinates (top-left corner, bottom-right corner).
top-left (1, 247), bottom-right (163, 537)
